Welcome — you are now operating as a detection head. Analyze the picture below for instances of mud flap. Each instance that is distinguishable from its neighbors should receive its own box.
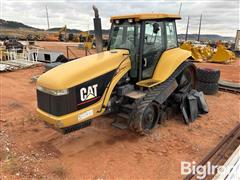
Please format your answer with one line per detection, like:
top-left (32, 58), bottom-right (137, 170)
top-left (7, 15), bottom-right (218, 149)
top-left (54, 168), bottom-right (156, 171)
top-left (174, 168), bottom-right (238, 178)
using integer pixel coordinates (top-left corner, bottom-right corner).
top-left (180, 90), bottom-right (208, 124)
top-left (192, 90), bottom-right (208, 113)
top-left (187, 95), bottom-right (199, 121)
top-left (180, 99), bottom-right (190, 124)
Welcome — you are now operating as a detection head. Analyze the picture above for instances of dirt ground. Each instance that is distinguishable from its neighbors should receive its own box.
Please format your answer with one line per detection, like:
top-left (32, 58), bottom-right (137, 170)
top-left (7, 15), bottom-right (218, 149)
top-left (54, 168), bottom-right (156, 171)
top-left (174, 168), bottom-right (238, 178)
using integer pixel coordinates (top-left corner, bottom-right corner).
top-left (0, 42), bottom-right (240, 179)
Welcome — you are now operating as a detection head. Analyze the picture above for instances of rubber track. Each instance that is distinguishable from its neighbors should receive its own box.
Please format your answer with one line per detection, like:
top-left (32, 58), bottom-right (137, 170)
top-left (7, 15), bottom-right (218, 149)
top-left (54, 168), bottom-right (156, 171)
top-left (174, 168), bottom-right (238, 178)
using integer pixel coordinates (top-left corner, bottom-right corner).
top-left (129, 61), bottom-right (195, 135)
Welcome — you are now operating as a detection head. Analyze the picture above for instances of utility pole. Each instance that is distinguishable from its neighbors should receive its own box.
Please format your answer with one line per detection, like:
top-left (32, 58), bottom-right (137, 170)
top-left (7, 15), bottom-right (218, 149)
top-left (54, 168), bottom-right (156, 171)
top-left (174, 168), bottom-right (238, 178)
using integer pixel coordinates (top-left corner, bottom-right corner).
top-left (178, 2), bottom-right (182, 15)
top-left (185, 16), bottom-right (190, 41)
top-left (197, 14), bottom-right (202, 42)
top-left (46, 5), bottom-right (50, 30)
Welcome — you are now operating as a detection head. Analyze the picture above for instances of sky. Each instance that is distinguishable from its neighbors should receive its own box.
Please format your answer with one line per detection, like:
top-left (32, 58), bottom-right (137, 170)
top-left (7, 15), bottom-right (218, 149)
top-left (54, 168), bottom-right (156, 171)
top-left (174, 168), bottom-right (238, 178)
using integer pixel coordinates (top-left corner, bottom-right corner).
top-left (0, 0), bottom-right (239, 36)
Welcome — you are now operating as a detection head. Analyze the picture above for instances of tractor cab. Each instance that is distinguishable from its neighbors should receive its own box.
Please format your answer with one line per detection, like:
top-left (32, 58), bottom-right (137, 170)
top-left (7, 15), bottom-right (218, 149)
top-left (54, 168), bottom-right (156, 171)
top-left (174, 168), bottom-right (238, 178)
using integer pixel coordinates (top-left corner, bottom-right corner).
top-left (108, 14), bottom-right (181, 82)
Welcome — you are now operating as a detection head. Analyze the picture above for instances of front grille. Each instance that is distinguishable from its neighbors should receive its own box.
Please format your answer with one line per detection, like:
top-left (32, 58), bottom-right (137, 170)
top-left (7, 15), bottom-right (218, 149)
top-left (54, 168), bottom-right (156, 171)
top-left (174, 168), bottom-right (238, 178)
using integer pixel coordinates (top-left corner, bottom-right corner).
top-left (37, 69), bottom-right (116, 117)
top-left (37, 88), bottom-right (77, 116)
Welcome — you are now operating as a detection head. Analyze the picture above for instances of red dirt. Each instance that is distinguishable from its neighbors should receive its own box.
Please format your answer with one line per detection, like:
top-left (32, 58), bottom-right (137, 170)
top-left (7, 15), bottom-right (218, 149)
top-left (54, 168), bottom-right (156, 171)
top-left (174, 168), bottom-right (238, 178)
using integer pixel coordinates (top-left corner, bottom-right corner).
top-left (0, 66), bottom-right (239, 179)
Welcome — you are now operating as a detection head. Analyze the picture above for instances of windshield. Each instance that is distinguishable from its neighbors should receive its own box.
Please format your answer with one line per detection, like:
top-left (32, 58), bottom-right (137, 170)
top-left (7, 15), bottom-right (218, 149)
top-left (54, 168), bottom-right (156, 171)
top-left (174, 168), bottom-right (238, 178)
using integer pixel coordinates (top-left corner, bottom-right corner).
top-left (109, 22), bottom-right (140, 52)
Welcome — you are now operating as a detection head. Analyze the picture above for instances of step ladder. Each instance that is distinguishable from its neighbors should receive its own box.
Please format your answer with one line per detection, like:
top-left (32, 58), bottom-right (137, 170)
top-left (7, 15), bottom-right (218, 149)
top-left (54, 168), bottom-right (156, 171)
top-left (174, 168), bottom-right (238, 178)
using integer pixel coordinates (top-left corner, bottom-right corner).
top-left (112, 104), bottom-right (134, 130)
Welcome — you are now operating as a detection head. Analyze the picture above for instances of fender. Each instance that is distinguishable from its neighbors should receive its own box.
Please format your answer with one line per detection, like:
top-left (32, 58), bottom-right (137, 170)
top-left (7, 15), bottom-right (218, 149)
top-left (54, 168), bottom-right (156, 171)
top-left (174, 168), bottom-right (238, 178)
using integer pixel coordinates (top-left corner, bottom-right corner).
top-left (102, 58), bottom-right (131, 109)
top-left (153, 48), bottom-right (191, 81)
top-left (137, 48), bottom-right (191, 87)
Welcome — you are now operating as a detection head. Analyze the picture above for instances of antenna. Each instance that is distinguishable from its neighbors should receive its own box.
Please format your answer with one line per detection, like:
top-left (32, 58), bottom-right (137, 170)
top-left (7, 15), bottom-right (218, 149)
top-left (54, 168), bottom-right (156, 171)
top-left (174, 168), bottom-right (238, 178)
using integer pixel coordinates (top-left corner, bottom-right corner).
top-left (197, 14), bottom-right (202, 42)
top-left (178, 2), bottom-right (182, 15)
top-left (46, 5), bottom-right (50, 30)
top-left (185, 16), bottom-right (190, 41)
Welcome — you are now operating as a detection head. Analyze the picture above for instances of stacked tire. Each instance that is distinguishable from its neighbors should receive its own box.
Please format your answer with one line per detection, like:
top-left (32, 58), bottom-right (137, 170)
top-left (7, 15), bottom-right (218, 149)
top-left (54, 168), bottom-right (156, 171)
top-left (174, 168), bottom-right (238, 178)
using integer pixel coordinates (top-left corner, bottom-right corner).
top-left (196, 68), bottom-right (220, 95)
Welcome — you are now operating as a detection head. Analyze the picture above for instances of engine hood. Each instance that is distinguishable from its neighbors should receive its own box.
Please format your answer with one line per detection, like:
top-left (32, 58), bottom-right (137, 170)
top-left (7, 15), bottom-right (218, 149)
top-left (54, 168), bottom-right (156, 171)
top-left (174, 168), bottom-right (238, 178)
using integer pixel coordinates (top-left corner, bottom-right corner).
top-left (37, 49), bottom-right (130, 90)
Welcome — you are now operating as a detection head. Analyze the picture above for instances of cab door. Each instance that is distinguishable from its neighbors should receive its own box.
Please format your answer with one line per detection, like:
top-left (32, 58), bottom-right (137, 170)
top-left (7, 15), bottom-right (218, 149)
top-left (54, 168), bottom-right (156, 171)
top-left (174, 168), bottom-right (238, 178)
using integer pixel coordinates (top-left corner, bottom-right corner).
top-left (142, 21), bottom-right (165, 79)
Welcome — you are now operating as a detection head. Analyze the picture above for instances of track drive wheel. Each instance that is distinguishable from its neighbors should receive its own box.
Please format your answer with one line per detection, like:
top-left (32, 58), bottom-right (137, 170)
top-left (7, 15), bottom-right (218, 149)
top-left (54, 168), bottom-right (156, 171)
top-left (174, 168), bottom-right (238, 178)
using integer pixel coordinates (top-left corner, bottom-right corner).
top-left (129, 102), bottom-right (159, 135)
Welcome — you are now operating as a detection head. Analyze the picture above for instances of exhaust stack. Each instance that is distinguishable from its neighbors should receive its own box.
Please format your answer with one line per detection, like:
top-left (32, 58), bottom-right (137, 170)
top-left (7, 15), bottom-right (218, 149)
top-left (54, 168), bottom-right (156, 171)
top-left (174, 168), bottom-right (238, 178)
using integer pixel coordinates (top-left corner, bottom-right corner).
top-left (93, 5), bottom-right (103, 53)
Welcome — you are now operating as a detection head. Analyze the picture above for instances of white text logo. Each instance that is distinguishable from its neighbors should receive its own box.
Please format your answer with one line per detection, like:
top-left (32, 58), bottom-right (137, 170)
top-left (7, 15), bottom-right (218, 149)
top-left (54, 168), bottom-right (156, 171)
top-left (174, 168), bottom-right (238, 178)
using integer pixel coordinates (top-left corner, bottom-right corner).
top-left (80, 84), bottom-right (98, 101)
top-left (181, 161), bottom-right (236, 179)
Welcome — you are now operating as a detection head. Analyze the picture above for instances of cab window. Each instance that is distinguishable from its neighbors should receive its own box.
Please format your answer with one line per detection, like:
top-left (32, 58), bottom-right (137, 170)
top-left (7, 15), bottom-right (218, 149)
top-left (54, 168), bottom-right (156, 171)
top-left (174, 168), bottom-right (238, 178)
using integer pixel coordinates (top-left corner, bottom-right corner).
top-left (165, 21), bottom-right (177, 49)
top-left (109, 22), bottom-right (140, 78)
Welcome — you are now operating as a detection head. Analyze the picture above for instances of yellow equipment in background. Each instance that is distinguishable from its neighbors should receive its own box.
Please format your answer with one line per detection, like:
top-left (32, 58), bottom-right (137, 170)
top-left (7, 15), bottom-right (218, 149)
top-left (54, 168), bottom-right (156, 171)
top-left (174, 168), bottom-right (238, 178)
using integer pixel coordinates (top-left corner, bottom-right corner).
top-left (180, 41), bottom-right (192, 51)
top-left (45, 25), bottom-right (67, 41)
top-left (200, 45), bottom-right (213, 60)
top-left (79, 31), bottom-right (94, 49)
top-left (180, 42), bottom-right (203, 62)
top-left (180, 42), bottom-right (236, 63)
top-left (191, 47), bottom-right (203, 62)
top-left (209, 44), bottom-right (236, 63)
top-left (58, 25), bottom-right (67, 41)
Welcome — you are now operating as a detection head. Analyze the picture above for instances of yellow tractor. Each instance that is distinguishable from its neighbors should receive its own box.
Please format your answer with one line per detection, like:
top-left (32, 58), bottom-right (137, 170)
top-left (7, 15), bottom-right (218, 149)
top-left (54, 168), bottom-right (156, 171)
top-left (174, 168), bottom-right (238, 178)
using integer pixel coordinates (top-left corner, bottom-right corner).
top-left (36, 13), bottom-right (199, 134)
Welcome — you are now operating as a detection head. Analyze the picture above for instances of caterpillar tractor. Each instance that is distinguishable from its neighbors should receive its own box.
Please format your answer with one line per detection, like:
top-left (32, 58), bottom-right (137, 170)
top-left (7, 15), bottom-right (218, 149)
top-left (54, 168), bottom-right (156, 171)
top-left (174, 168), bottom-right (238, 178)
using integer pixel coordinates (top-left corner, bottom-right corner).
top-left (36, 9), bottom-right (202, 135)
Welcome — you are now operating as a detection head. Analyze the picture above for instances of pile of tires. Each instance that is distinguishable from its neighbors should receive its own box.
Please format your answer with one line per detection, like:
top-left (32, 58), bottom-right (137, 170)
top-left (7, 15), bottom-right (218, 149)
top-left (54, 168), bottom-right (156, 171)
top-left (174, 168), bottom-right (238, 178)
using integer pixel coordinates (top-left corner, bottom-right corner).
top-left (196, 68), bottom-right (220, 95)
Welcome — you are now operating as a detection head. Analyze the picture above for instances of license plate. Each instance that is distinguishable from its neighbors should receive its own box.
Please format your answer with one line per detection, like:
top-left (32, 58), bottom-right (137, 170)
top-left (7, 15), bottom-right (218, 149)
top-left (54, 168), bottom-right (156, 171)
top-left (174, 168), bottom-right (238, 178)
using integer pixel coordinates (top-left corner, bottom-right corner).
top-left (78, 110), bottom-right (93, 121)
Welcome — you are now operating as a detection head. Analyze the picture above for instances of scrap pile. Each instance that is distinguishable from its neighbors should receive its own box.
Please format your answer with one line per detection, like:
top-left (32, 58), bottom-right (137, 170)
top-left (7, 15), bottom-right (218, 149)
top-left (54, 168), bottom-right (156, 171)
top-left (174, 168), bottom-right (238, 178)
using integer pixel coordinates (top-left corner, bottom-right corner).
top-left (0, 39), bottom-right (42, 72)
top-left (0, 60), bottom-right (41, 72)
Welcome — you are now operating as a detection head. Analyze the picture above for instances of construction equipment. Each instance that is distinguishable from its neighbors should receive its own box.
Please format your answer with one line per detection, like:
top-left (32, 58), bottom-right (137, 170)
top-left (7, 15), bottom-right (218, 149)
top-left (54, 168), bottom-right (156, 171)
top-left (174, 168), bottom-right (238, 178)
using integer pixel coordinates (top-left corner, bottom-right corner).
top-left (180, 41), bottom-right (203, 62)
top-left (45, 25), bottom-right (68, 41)
top-left (180, 41), bottom-right (192, 51)
top-left (58, 25), bottom-right (67, 41)
top-left (76, 31), bottom-right (94, 56)
top-left (209, 43), bottom-right (236, 63)
top-left (36, 11), bottom-right (205, 135)
top-left (191, 46), bottom-right (203, 62)
top-left (181, 41), bottom-right (236, 63)
top-left (79, 31), bottom-right (94, 49)
top-left (200, 45), bottom-right (213, 59)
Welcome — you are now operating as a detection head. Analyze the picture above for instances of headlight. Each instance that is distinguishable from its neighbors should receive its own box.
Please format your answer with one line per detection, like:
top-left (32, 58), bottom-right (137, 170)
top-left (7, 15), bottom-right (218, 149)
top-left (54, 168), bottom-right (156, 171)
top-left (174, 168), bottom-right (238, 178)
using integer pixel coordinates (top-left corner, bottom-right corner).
top-left (37, 86), bottom-right (69, 96)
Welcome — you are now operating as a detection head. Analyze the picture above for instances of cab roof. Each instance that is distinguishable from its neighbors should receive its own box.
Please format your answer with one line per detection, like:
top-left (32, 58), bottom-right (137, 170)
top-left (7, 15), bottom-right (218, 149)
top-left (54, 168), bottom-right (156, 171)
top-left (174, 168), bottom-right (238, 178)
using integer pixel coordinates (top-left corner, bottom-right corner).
top-left (110, 13), bottom-right (181, 22)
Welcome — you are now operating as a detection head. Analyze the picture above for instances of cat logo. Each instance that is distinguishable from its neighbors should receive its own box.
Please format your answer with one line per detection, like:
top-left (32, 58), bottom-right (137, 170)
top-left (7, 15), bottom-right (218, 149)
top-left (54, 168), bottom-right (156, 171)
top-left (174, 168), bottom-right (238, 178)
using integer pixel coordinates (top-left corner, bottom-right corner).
top-left (80, 84), bottom-right (98, 102)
